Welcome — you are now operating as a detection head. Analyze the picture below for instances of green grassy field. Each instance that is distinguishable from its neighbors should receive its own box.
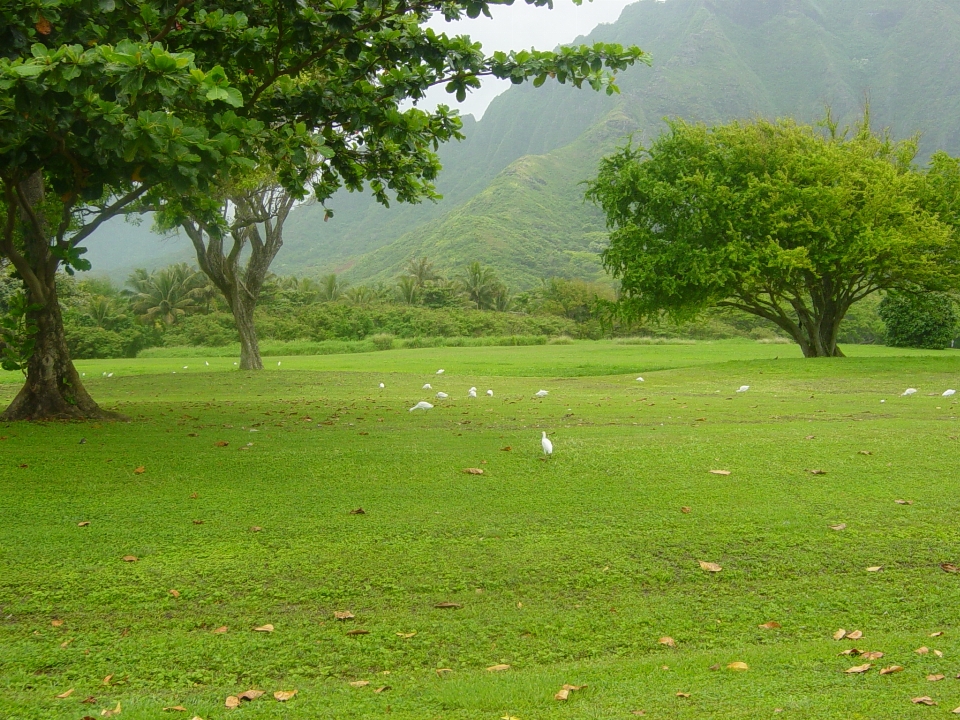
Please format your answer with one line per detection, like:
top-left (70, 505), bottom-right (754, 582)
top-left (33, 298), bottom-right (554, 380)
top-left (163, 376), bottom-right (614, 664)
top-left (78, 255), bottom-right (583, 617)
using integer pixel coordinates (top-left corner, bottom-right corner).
top-left (3, 340), bottom-right (960, 719)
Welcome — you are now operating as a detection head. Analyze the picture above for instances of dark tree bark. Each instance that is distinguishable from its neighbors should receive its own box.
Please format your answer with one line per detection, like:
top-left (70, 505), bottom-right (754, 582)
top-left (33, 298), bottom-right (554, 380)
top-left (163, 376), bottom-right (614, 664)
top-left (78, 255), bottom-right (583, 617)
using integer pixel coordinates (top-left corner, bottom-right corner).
top-left (181, 185), bottom-right (294, 371)
top-left (0, 172), bottom-right (136, 420)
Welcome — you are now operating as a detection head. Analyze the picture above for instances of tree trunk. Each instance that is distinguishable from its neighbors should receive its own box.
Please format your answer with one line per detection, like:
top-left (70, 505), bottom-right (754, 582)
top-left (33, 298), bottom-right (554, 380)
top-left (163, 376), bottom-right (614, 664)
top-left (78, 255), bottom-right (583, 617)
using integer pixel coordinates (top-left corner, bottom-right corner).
top-left (1, 171), bottom-right (118, 421)
top-left (1, 272), bottom-right (117, 421)
top-left (233, 297), bottom-right (263, 370)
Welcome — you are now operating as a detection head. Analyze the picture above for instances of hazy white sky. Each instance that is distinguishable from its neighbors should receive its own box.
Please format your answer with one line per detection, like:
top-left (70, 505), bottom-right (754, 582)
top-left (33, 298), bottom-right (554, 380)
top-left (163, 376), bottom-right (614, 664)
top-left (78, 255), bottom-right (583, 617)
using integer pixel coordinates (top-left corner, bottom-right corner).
top-left (421, 0), bottom-right (638, 118)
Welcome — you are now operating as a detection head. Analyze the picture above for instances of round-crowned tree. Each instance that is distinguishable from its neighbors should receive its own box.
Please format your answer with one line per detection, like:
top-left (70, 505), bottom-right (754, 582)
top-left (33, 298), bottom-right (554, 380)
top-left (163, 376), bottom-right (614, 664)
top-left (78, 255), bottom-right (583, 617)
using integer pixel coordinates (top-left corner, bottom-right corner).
top-left (879, 292), bottom-right (959, 349)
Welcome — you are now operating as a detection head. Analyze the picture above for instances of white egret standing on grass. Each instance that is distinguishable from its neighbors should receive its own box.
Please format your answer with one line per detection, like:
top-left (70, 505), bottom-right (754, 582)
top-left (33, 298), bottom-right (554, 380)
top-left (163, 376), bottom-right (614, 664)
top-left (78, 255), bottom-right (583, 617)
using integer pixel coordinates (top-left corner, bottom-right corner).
top-left (487, 389), bottom-right (494, 397)
top-left (436, 392), bottom-right (448, 399)
top-left (944, 389), bottom-right (956, 397)
top-left (278, 361), bottom-right (281, 367)
top-left (436, 369), bottom-right (445, 375)
top-left (183, 366), bottom-right (188, 369)
top-left (409, 401), bottom-right (434, 412)
top-left (636, 377), bottom-right (644, 382)
top-left (379, 383), bottom-right (385, 389)
top-left (737, 385), bottom-right (750, 393)
top-left (423, 383), bottom-right (432, 390)
top-left (535, 390), bottom-right (549, 398)
top-left (107, 373), bottom-right (113, 378)
top-left (541, 431), bottom-right (553, 456)
top-left (902, 388), bottom-right (918, 396)
top-left (468, 388), bottom-right (477, 398)
top-left (205, 361), bottom-right (210, 366)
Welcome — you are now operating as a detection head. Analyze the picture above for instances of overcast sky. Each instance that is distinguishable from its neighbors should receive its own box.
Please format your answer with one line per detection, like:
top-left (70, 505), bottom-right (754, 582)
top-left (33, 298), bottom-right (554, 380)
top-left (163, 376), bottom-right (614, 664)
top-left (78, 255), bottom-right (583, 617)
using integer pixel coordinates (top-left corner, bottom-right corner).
top-left (421, 0), bottom-right (638, 118)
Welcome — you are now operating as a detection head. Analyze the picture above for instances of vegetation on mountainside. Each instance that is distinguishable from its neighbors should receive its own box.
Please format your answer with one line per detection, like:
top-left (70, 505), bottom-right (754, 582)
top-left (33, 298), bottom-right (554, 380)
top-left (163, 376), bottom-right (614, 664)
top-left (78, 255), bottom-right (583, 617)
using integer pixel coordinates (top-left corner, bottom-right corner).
top-left (587, 113), bottom-right (960, 358)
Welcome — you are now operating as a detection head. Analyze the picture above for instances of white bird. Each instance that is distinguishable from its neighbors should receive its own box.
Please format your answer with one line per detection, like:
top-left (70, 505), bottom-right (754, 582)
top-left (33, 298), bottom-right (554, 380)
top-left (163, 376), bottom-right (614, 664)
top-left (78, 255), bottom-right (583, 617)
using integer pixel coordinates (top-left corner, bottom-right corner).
top-left (183, 366), bottom-right (188, 369)
top-left (541, 431), bottom-right (553, 456)
top-left (469, 386), bottom-right (477, 392)
top-left (423, 383), bottom-right (432, 390)
top-left (487, 389), bottom-right (494, 397)
top-left (636, 377), bottom-right (644, 382)
top-left (107, 372), bottom-right (113, 378)
top-left (436, 369), bottom-right (445, 375)
top-left (277, 361), bottom-right (281, 367)
top-left (737, 385), bottom-right (750, 393)
top-left (409, 401), bottom-right (434, 412)
top-left (436, 392), bottom-right (448, 399)
top-left (233, 362), bottom-right (238, 365)
top-left (81, 373), bottom-right (85, 377)
top-left (102, 372), bottom-right (106, 377)
top-left (379, 383), bottom-right (385, 389)
top-left (468, 388), bottom-right (477, 398)
top-left (205, 361), bottom-right (210, 366)
top-left (535, 389), bottom-right (549, 398)
top-left (944, 389), bottom-right (956, 397)
top-left (881, 399), bottom-right (886, 403)
top-left (902, 388), bottom-right (917, 396)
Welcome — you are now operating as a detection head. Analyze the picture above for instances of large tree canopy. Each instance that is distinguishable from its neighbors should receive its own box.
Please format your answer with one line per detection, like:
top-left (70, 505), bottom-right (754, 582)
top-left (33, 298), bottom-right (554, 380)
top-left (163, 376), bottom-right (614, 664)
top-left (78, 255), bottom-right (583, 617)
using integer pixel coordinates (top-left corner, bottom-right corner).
top-left (0, 0), bottom-right (648, 418)
top-left (586, 115), bottom-right (960, 357)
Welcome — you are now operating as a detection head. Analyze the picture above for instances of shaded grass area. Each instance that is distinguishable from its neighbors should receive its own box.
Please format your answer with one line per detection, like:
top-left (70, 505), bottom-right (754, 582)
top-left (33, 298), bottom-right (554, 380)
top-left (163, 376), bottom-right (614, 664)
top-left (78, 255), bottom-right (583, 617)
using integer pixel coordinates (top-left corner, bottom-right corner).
top-left (2, 341), bottom-right (960, 718)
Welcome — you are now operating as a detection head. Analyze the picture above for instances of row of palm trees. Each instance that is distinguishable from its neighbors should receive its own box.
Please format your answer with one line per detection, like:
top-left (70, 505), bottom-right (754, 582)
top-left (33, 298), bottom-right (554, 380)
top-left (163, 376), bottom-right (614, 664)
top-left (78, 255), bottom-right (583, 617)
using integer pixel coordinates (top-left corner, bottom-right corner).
top-left (104, 259), bottom-right (513, 328)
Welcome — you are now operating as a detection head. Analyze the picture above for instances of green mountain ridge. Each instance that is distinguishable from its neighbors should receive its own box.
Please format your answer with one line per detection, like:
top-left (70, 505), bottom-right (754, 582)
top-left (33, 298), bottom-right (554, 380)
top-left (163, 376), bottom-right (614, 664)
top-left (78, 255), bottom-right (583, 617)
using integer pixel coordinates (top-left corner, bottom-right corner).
top-left (84, 0), bottom-right (960, 290)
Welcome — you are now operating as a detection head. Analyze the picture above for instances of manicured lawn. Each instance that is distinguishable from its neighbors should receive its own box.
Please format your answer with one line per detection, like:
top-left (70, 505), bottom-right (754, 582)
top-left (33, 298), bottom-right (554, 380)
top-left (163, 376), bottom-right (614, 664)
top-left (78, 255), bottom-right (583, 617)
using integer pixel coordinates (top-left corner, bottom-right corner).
top-left (3, 340), bottom-right (960, 718)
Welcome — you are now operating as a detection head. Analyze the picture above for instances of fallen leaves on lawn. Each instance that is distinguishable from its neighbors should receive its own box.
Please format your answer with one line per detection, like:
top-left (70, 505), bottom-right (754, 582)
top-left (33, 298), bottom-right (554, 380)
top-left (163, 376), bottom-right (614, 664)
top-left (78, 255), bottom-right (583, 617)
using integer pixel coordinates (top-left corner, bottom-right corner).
top-left (861, 651), bottom-right (884, 661)
top-left (101, 702), bottom-right (122, 717)
top-left (345, 629), bottom-right (369, 636)
top-left (709, 470), bottom-right (731, 476)
top-left (880, 665), bottom-right (904, 675)
top-left (434, 602), bottom-right (462, 609)
top-left (273, 690), bottom-right (297, 702)
top-left (659, 636), bottom-right (676, 647)
top-left (829, 523), bottom-right (847, 531)
top-left (51, 619), bottom-right (63, 627)
top-left (349, 508), bottom-right (365, 515)
top-left (554, 684), bottom-right (586, 701)
top-left (699, 561), bottom-right (722, 572)
top-left (931, 631), bottom-right (945, 637)
top-left (238, 690), bottom-right (265, 701)
top-left (805, 435), bottom-right (816, 440)
top-left (349, 681), bottom-right (370, 688)
top-left (935, 650), bottom-right (944, 657)
top-left (189, 493), bottom-right (198, 499)
top-left (808, 469), bottom-right (827, 475)
top-left (486, 664), bottom-right (510, 672)
top-left (435, 668), bottom-right (453, 677)
top-left (212, 626), bottom-right (228, 634)
top-left (396, 632), bottom-right (416, 639)
top-left (676, 692), bottom-right (691, 698)
top-left (866, 566), bottom-right (883, 572)
top-left (500, 446), bottom-right (512, 451)
top-left (78, 521), bottom-right (90, 527)
top-left (334, 611), bottom-right (355, 621)
top-left (929, 674), bottom-right (946, 682)
top-left (162, 707), bottom-right (187, 712)
top-left (56, 689), bottom-right (74, 699)
top-left (134, 466), bottom-right (145, 475)
top-left (681, 506), bottom-right (691, 514)
top-left (60, 638), bottom-right (73, 648)
top-left (250, 526), bottom-right (262, 532)
top-left (727, 662), bottom-right (749, 671)
top-left (122, 555), bottom-right (138, 562)
top-left (912, 697), bottom-right (937, 706)
top-left (463, 468), bottom-right (484, 475)
top-left (169, 589), bottom-right (180, 598)
top-left (839, 649), bottom-right (863, 656)
top-left (845, 663), bottom-right (872, 674)
top-left (941, 564), bottom-right (959, 573)
top-left (833, 629), bottom-right (847, 640)
top-left (759, 621), bottom-right (781, 629)
top-left (916, 646), bottom-right (930, 654)
top-left (214, 441), bottom-right (229, 447)
top-left (895, 499), bottom-right (913, 505)
top-left (847, 630), bottom-right (863, 640)
top-left (102, 675), bottom-right (112, 685)
top-left (253, 624), bottom-right (274, 632)
top-left (631, 712), bottom-right (646, 717)
top-left (374, 686), bottom-right (390, 694)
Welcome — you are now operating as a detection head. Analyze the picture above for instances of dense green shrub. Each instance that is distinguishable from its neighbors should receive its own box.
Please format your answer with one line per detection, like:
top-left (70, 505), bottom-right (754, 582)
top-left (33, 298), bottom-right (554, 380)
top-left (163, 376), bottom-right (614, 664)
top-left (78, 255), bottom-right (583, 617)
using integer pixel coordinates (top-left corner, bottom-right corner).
top-left (879, 292), bottom-right (959, 349)
top-left (161, 313), bottom-right (239, 347)
top-left (65, 325), bottom-right (156, 359)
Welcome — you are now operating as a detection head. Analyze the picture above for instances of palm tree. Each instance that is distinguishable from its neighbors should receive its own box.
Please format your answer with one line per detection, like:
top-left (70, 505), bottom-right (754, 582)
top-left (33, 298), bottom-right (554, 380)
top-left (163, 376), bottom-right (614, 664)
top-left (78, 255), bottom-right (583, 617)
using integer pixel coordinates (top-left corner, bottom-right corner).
top-left (83, 297), bottom-right (127, 330)
top-left (405, 257), bottom-right (438, 287)
top-left (459, 262), bottom-right (501, 310)
top-left (126, 264), bottom-right (209, 325)
top-left (491, 285), bottom-right (513, 312)
top-left (395, 276), bottom-right (420, 305)
top-left (318, 274), bottom-right (346, 302)
top-left (345, 285), bottom-right (378, 307)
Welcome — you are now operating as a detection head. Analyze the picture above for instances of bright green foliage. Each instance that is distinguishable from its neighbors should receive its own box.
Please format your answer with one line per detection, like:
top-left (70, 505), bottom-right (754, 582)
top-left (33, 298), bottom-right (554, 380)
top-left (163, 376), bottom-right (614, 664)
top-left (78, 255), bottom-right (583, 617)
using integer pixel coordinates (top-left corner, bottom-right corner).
top-left (125, 264), bottom-right (213, 326)
top-left (879, 292), bottom-right (959, 349)
top-left (587, 114), bottom-right (960, 358)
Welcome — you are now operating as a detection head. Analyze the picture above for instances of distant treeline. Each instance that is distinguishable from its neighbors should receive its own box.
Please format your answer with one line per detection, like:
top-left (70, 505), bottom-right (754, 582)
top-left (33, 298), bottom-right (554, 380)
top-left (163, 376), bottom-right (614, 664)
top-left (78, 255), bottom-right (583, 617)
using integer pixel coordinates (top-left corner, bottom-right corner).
top-left (0, 258), bottom-right (892, 360)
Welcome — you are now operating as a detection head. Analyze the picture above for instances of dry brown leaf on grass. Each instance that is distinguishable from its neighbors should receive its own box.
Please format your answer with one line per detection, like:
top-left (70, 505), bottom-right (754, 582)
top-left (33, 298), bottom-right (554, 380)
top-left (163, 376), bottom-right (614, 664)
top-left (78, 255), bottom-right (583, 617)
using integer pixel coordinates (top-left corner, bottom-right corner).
top-left (78, 521), bottom-right (90, 527)
top-left (879, 665), bottom-right (904, 675)
top-left (486, 664), bottom-right (510, 672)
top-left (699, 561), bottom-right (722, 572)
top-left (250, 526), bottom-right (262, 532)
top-left (162, 707), bottom-right (187, 712)
top-left (861, 651), bottom-right (884, 661)
top-left (829, 524), bottom-right (847, 531)
top-left (51, 619), bottom-right (63, 627)
top-left (839, 649), bottom-right (863, 656)
top-left (169, 589), bottom-right (180, 598)
top-left (676, 692), bottom-right (691, 698)
top-left (631, 712), bottom-right (646, 716)
top-left (102, 675), bottom-right (113, 685)
top-left (847, 630), bottom-right (863, 640)
top-left (935, 649), bottom-right (944, 657)
top-left (808, 469), bottom-right (827, 475)
top-left (374, 686), bottom-right (390, 694)
top-left (928, 674), bottom-right (946, 682)
top-left (334, 611), bottom-right (355, 621)
top-left (805, 435), bottom-right (816, 440)
top-left (224, 696), bottom-right (240, 708)
top-left (55, 688), bottom-right (74, 698)
top-left (941, 563), bottom-right (959, 573)
top-left (912, 697), bottom-right (937, 706)
top-left (833, 628), bottom-right (847, 640)
top-left (681, 506), bottom-right (691, 514)
top-left (500, 446), bottom-right (512, 451)
top-left (916, 646), bottom-right (930, 654)
top-left (122, 555), bottom-right (138, 562)
top-left (253, 624), bottom-right (274, 632)
top-left (212, 626), bottom-right (228, 634)
top-left (463, 468), bottom-right (484, 475)
top-left (214, 441), bottom-right (229, 447)
top-left (349, 681), bottom-right (370, 688)
top-left (554, 684), bottom-right (586, 701)
top-left (60, 638), bottom-right (73, 648)
top-left (727, 662), bottom-right (749, 671)
top-left (349, 508), bottom-right (365, 515)
top-left (659, 636), bottom-right (676, 647)
top-left (397, 632), bottom-right (416, 639)
top-left (866, 566), bottom-right (883, 572)
top-left (895, 499), bottom-right (913, 505)
top-left (759, 621), bottom-right (781, 629)
top-left (709, 470), bottom-right (731, 476)
top-left (931, 631), bottom-right (945, 637)
top-left (845, 663), bottom-right (872, 674)
top-left (101, 702), bottom-right (122, 717)
top-left (858, 450), bottom-right (873, 455)
top-left (274, 690), bottom-right (297, 702)
top-left (134, 466), bottom-right (145, 475)
top-left (435, 668), bottom-right (453, 677)
top-left (434, 602), bottom-right (462, 609)
top-left (346, 629), bottom-right (369, 636)
top-left (192, 520), bottom-right (203, 525)
top-left (236, 689), bottom-right (264, 701)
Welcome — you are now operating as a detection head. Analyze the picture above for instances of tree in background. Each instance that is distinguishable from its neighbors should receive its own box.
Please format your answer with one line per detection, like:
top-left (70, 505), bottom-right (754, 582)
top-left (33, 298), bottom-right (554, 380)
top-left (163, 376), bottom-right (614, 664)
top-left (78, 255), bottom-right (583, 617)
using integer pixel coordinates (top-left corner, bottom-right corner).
top-left (587, 112), bottom-right (960, 357)
top-left (879, 292), bottom-right (959, 349)
top-left (0, 0), bottom-right (647, 418)
top-left (126, 264), bottom-right (211, 326)
top-left (460, 261), bottom-right (504, 310)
